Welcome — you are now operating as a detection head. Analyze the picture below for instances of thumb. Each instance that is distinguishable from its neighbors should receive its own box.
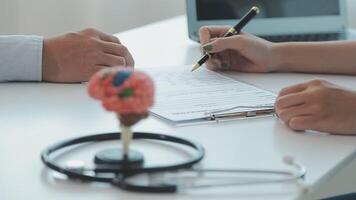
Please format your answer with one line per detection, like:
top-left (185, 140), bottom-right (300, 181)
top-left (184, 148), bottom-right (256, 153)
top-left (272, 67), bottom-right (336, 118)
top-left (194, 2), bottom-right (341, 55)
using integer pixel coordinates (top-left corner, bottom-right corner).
top-left (202, 35), bottom-right (244, 54)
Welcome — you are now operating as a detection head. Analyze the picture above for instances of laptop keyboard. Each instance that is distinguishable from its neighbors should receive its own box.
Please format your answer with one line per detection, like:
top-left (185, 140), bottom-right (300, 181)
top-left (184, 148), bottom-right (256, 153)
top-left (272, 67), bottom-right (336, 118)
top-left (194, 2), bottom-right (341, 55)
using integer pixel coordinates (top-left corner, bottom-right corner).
top-left (260, 33), bottom-right (343, 42)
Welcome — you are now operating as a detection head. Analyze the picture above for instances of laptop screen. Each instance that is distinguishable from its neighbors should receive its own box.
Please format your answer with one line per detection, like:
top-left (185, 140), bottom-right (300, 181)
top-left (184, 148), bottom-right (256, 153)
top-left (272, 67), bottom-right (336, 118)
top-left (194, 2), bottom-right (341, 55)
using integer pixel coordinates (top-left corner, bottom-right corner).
top-left (197, 0), bottom-right (340, 20)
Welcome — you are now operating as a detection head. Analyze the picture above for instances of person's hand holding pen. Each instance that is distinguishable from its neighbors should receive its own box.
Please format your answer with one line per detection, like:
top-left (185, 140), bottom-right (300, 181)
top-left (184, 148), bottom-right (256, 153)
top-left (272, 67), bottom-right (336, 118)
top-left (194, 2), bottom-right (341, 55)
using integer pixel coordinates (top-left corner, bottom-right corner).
top-left (199, 26), bottom-right (280, 73)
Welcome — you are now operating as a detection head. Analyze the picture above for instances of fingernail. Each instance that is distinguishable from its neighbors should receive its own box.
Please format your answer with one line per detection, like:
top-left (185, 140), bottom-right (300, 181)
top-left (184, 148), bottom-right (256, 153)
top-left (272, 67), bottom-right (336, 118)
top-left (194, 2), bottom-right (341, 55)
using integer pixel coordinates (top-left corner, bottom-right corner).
top-left (221, 63), bottom-right (230, 69)
top-left (275, 111), bottom-right (280, 119)
top-left (203, 44), bottom-right (214, 52)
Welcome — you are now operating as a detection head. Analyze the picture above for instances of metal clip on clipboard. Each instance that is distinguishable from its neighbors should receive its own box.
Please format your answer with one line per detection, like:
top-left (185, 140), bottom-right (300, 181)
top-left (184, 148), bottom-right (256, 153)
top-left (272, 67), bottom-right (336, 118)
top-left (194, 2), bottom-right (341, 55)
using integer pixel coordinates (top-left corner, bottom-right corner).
top-left (206, 105), bottom-right (276, 122)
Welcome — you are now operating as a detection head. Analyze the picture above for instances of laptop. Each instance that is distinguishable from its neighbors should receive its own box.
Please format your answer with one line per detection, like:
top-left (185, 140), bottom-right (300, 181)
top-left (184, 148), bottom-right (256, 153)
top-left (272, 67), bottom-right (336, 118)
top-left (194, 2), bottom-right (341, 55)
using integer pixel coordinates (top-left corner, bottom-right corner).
top-left (186, 0), bottom-right (351, 42)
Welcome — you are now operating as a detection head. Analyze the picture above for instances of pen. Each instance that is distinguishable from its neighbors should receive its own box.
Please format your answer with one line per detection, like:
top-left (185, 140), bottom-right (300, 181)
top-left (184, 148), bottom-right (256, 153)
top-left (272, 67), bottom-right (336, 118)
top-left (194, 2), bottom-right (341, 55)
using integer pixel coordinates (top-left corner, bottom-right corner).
top-left (191, 6), bottom-right (260, 72)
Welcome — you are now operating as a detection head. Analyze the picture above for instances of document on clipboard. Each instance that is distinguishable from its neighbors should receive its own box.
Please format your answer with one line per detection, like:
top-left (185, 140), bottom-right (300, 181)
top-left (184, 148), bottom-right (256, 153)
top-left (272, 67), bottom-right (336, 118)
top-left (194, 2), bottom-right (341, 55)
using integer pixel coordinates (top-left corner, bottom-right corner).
top-left (143, 66), bottom-right (276, 126)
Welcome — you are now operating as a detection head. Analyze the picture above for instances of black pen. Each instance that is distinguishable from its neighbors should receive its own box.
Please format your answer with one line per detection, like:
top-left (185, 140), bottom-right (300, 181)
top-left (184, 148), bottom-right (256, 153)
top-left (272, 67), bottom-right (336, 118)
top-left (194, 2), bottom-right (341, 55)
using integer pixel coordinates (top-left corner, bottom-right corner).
top-left (191, 6), bottom-right (260, 72)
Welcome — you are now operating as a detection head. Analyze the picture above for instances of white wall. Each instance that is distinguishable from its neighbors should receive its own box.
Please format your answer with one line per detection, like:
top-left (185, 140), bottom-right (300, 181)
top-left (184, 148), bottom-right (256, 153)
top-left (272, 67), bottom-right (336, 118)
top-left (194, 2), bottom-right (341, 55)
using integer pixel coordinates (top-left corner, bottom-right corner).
top-left (0, 0), bottom-right (355, 37)
top-left (0, 0), bottom-right (185, 37)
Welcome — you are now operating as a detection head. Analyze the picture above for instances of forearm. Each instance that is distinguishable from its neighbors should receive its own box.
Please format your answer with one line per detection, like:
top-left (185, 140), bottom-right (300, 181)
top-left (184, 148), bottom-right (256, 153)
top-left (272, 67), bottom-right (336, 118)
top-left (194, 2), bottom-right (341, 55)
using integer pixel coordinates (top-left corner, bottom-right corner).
top-left (273, 41), bottom-right (356, 75)
top-left (0, 35), bottom-right (43, 82)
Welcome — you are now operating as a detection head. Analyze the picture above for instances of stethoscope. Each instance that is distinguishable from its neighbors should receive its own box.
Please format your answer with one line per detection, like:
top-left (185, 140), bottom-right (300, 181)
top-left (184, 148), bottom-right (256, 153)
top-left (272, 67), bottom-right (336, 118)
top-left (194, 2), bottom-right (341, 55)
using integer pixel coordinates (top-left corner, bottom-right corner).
top-left (41, 132), bottom-right (307, 193)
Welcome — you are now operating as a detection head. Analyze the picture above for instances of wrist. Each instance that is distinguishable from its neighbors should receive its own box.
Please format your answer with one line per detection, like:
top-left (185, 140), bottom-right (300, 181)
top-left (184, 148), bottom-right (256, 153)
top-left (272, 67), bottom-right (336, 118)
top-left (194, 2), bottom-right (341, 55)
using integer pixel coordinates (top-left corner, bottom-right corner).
top-left (345, 90), bottom-right (356, 134)
top-left (270, 42), bottom-right (293, 72)
top-left (42, 38), bottom-right (58, 82)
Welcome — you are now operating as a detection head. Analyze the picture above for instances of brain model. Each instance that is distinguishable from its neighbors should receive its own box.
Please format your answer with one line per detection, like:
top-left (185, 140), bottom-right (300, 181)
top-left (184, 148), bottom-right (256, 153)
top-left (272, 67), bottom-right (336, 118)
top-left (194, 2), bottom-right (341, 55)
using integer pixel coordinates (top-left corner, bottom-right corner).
top-left (88, 67), bottom-right (154, 126)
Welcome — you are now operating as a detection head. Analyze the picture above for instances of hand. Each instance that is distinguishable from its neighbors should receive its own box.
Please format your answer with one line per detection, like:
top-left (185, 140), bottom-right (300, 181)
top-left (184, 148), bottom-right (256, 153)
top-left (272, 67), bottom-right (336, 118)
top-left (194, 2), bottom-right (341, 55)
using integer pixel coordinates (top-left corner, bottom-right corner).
top-left (275, 79), bottom-right (356, 135)
top-left (199, 26), bottom-right (279, 72)
top-left (42, 28), bottom-right (134, 83)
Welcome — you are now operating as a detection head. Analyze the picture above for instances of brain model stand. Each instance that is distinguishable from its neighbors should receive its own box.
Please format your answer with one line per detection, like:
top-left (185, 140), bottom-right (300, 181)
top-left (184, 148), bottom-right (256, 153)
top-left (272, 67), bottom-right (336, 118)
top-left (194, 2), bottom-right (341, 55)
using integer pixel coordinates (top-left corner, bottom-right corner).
top-left (88, 68), bottom-right (154, 167)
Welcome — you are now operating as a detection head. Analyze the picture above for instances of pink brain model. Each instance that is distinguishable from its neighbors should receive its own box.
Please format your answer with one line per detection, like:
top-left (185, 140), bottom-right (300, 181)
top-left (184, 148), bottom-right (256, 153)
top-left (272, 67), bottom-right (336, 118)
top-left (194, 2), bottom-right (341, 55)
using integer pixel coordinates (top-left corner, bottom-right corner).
top-left (88, 67), bottom-right (154, 126)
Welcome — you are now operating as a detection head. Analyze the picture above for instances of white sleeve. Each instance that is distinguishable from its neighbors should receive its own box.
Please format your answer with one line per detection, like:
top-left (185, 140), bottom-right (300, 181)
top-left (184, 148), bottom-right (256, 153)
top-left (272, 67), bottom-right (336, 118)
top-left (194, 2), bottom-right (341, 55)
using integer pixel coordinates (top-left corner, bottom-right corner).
top-left (0, 35), bottom-right (43, 82)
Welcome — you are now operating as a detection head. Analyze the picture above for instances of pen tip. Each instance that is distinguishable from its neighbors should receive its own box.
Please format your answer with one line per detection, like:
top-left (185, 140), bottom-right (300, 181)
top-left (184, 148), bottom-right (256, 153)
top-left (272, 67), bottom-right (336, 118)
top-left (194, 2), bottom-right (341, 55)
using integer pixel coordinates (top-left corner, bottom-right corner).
top-left (252, 6), bottom-right (260, 14)
top-left (191, 64), bottom-right (200, 72)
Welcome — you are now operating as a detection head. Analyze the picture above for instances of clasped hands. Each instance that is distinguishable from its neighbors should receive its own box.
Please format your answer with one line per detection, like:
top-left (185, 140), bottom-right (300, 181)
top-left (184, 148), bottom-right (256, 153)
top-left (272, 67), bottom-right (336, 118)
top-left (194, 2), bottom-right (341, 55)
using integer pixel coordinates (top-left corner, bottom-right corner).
top-left (42, 28), bottom-right (134, 83)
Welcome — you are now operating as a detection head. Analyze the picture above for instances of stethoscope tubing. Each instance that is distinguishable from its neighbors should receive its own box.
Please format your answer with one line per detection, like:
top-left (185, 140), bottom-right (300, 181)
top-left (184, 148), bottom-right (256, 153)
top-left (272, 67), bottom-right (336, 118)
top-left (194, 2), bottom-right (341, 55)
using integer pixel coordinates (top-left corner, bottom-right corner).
top-left (41, 132), bottom-right (205, 184)
top-left (41, 132), bottom-right (306, 193)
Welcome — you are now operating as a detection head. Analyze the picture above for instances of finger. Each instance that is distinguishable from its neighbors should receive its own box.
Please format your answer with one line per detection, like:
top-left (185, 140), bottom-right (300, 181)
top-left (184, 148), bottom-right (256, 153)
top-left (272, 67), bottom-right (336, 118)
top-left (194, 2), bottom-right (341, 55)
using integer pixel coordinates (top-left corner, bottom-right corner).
top-left (202, 35), bottom-right (245, 54)
top-left (125, 51), bottom-right (135, 67)
top-left (277, 104), bottom-right (312, 126)
top-left (93, 65), bottom-right (109, 70)
top-left (95, 30), bottom-right (121, 44)
top-left (82, 65), bottom-right (108, 81)
top-left (91, 65), bottom-right (108, 74)
top-left (199, 26), bottom-right (230, 44)
top-left (219, 50), bottom-right (256, 72)
top-left (288, 115), bottom-right (318, 131)
top-left (98, 53), bottom-right (126, 67)
top-left (84, 65), bottom-right (108, 81)
top-left (275, 92), bottom-right (306, 110)
top-left (215, 53), bottom-right (232, 71)
top-left (205, 58), bottom-right (222, 71)
top-left (214, 51), bottom-right (239, 71)
top-left (99, 42), bottom-right (134, 66)
top-left (279, 82), bottom-right (308, 97)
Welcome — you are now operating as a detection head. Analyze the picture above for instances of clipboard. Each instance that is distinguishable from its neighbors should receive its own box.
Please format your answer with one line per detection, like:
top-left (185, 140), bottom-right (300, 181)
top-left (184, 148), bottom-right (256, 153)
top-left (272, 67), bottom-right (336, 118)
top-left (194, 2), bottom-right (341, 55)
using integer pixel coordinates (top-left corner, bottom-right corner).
top-left (143, 66), bottom-right (277, 126)
top-left (150, 105), bottom-right (276, 126)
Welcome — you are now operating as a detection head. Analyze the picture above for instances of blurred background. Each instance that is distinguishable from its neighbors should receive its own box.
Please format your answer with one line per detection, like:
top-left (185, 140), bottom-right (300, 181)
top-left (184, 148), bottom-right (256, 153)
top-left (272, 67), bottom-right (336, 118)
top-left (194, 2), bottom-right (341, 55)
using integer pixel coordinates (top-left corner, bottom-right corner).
top-left (0, 0), bottom-right (355, 37)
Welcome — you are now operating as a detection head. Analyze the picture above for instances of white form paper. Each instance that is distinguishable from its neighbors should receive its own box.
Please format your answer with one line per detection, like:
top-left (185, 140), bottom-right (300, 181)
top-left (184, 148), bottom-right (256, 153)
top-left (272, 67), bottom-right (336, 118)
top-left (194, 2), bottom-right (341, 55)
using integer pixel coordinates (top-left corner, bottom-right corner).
top-left (142, 66), bottom-right (276, 124)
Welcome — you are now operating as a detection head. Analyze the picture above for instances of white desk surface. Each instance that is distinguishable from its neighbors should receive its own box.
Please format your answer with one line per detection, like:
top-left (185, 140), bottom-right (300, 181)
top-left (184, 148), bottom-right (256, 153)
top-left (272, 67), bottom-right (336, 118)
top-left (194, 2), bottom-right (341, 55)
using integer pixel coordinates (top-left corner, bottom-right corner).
top-left (1, 16), bottom-right (356, 200)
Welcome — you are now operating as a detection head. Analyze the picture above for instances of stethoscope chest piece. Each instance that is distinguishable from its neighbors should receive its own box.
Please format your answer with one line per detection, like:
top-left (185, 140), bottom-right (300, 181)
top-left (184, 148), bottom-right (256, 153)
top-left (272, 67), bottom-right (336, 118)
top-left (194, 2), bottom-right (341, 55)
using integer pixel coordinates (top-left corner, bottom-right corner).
top-left (94, 148), bottom-right (144, 167)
